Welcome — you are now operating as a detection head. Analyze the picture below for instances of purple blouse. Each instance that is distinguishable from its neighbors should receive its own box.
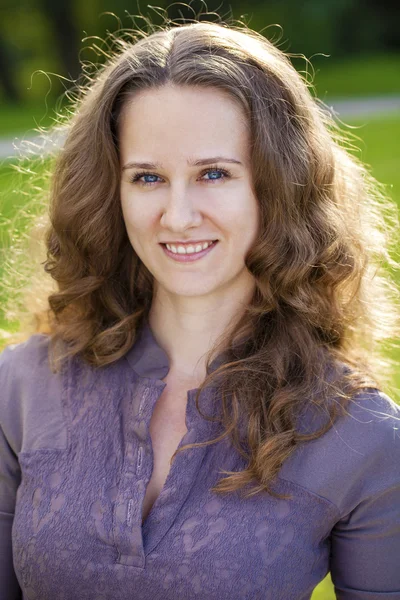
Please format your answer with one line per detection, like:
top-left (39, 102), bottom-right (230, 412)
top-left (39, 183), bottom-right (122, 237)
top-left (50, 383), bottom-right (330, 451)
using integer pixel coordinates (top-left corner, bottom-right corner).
top-left (0, 321), bottom-right (399, 600)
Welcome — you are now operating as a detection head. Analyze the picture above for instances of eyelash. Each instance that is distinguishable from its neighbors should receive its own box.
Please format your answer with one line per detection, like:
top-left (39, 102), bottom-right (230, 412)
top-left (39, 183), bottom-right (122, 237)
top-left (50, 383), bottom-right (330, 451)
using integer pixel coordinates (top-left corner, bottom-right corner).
top-left (129, 165), bottom-right (232, 186)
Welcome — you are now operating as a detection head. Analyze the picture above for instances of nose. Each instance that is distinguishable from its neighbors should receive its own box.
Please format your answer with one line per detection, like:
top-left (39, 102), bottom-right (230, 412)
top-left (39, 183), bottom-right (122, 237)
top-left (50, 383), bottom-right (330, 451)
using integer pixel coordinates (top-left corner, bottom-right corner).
top-left (160, 185), bottom-right (202, 232)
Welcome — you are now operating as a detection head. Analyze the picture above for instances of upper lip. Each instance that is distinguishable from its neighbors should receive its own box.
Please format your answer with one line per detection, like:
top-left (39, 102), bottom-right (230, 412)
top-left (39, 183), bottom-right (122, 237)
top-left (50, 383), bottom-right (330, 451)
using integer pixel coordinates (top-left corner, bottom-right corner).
top-left (160, 239), bottom-right (218, 244)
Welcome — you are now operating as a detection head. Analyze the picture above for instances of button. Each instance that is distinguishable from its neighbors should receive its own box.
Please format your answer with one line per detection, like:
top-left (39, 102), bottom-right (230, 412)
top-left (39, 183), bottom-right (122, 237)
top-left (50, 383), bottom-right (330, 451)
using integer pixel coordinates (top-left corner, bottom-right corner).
top-left (138, 387), bottom-right (151, 417)
top-left (126, 498), bottom-right (134, 526)
top-left (138, 396), bottom-right (146, 417)
top-left (137, 445), bottom-right (143, 474)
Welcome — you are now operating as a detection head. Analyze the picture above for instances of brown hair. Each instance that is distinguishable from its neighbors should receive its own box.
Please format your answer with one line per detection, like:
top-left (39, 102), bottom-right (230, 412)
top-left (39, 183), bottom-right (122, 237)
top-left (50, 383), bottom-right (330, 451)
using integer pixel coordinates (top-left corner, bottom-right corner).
top-left (2, 13), bottom-right (399, 500)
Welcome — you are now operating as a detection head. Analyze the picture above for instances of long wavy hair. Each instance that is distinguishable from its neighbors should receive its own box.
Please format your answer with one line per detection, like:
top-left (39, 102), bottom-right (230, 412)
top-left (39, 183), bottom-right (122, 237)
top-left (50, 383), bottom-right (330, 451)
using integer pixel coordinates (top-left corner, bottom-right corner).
top-left (2, 13), bottom-right (400, 500)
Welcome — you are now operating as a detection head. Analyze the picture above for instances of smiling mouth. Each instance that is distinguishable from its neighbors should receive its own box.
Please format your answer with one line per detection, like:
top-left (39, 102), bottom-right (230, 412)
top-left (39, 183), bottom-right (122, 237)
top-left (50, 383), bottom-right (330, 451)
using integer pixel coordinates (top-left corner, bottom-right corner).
top-left (160, 240), bottom-right (219, 261)
top-left (161, 240), bottom-right (217, 251)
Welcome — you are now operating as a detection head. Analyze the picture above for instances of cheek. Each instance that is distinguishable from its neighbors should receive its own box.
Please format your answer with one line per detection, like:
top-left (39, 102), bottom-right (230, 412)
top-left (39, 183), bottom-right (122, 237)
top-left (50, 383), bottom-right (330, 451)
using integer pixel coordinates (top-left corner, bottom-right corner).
top-left (245, 192), bottom-right (260, 233)
top-left (120, 205), bottom-right (144, 255)
top-left (226, 192), bottom-right (259, 232)
top-left (121, 196), bottom-right (150, 236)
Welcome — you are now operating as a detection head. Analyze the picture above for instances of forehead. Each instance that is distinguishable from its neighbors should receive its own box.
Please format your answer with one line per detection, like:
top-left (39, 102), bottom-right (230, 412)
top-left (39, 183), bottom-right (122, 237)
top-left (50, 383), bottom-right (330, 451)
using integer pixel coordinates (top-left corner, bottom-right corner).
top-left (118, 84), bottom-right (250, 163)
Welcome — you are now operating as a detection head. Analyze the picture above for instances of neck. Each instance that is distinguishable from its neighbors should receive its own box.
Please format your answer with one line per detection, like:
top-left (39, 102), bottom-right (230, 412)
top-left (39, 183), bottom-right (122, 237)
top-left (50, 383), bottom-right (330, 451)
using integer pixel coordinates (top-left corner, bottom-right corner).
top-left (148, 278), bottom-right (255, 381)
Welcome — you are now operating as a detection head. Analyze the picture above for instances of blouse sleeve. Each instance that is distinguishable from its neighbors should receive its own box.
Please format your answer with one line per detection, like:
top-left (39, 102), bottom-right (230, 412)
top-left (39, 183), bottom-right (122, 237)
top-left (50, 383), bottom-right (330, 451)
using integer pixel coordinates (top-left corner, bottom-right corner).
top-left (0, 346), bottom-right (22, 600)
top-left (329, 392), bottom-right (400, 599)
top-left (0, 424), bottom-right (22, 600)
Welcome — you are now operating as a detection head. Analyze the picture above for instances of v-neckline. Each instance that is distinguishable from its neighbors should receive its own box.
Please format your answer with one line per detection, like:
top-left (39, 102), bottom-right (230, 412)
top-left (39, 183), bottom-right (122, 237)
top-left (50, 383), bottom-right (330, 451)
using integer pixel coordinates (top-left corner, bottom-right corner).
top-left (112, 373), bottom-right (218, 568)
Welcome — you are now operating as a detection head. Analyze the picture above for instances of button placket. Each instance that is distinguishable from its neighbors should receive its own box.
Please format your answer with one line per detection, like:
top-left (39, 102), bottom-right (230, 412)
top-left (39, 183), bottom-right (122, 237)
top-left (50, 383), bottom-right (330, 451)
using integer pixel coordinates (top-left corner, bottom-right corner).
top-left (113, 381), bottom-right (160, 568)
top-left (143, 387), bottom-right (217, 554)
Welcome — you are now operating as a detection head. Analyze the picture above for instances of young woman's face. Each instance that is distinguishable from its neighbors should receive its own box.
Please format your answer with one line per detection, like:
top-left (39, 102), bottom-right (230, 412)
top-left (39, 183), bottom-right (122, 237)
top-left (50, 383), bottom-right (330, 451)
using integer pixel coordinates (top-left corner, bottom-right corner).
top-left (119, 84), bottom-right (259, 300)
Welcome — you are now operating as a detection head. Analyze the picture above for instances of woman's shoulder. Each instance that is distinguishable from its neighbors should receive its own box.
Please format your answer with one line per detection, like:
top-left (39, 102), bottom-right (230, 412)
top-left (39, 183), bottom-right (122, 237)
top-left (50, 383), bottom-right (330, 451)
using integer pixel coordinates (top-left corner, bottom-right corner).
top-left (279, 387), bottom-right (400, 517)
top-left (0, 333), bottom-right (67, 455)
top-left (325, 387), bottom-right (400, 465)
top-left (0, 333), bottom-right (57, 402)
top-left (0, 332), bottom-right (52, 369)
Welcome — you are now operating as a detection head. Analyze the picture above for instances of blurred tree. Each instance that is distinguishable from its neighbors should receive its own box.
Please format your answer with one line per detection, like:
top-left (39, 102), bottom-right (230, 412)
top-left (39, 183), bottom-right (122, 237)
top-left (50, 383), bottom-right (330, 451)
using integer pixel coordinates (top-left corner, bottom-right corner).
top-left (0, 0), bottom-right (65, 103)
top-left (38, 0), bottom-right (80, 81)
top-left (0, 0), bottom-right (399, 104)
top-left (335, 0), bottom-right (400, 54)
top-left (0, 35), bottom-right (21, 103)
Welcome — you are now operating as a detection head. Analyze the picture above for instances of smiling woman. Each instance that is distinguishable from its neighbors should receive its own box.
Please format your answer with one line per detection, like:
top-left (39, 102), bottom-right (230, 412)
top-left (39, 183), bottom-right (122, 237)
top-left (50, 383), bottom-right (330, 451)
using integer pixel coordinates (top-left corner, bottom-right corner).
top-left (0, 9), bottom-right (400, 600)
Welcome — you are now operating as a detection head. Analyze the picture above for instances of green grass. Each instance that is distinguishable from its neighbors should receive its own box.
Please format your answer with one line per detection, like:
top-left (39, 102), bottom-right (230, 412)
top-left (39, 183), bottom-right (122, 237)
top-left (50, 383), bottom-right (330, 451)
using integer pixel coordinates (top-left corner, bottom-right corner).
top-left (309, 53), bottom-right (400, 99)
top-left (346, 114), bottom-right (400, 187)
top-left (0, 102), bottom-right (61, 136)
top-left (0, 157), bottom-right (50, 247)
top-left (0, 156), bottom-right (52, 333)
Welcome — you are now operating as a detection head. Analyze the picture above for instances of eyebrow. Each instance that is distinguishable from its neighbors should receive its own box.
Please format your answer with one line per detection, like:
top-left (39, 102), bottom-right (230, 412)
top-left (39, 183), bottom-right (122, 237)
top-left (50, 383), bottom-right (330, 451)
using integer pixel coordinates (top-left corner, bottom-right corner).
top-left (122, 156), bottom-right (243, 170)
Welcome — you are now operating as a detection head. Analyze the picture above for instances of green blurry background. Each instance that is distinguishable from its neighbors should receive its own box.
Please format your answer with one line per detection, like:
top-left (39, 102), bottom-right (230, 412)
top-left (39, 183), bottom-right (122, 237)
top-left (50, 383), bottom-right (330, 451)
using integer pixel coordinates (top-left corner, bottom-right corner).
top-left (0, 2), bottom-right (399, 598)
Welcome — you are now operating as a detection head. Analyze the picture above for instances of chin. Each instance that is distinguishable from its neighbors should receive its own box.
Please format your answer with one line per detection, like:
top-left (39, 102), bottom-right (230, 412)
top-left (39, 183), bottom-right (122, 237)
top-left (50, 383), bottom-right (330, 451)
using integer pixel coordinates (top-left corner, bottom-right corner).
top-left (158, 278), bottom-right (222, 298)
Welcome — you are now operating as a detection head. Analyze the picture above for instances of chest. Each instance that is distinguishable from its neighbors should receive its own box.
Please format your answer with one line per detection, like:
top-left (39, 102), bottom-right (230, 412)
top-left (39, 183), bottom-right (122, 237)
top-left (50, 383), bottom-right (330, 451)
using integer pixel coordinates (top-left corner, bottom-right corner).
top-left (141, 383), bottom-right (189, 523)
top-left (11, 370), bottom-right (337, 600)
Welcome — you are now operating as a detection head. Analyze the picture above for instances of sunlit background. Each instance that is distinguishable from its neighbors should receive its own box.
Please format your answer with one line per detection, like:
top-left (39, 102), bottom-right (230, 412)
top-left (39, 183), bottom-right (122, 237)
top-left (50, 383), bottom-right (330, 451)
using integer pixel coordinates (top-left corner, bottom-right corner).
top-left (0, 2), bottom-right (399, 597)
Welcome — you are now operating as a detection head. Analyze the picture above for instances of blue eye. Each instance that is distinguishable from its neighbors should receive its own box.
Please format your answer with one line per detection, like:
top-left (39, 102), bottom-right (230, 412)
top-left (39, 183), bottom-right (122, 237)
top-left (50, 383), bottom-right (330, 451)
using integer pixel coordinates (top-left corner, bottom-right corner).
top-left (131, 173), bottom-right (160, 185)
top-left (129, 166), bottom-right (231, 186)
top-left (204, 169), bottom-right (229, 181)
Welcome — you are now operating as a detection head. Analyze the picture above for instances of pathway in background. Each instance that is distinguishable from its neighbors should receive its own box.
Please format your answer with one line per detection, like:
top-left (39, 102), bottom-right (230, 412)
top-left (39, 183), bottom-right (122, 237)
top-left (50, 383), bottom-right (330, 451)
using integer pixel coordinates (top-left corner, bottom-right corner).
top-left (1, 95), bottom-right (400, 160)
top-left (322, 95), bottom-right (400, 118)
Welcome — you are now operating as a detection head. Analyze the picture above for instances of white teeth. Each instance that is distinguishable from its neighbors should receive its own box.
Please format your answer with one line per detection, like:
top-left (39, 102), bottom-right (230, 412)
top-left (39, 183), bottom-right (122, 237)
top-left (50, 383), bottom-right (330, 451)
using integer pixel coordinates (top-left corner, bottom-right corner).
top-left (165, 241), bottom-right (214, 254)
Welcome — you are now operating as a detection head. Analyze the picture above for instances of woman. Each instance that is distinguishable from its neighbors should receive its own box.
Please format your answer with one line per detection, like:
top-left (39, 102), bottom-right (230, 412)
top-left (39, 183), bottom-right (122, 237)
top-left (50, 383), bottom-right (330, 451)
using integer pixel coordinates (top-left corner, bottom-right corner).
top-left (1, 16), bottom-right (399, 600)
